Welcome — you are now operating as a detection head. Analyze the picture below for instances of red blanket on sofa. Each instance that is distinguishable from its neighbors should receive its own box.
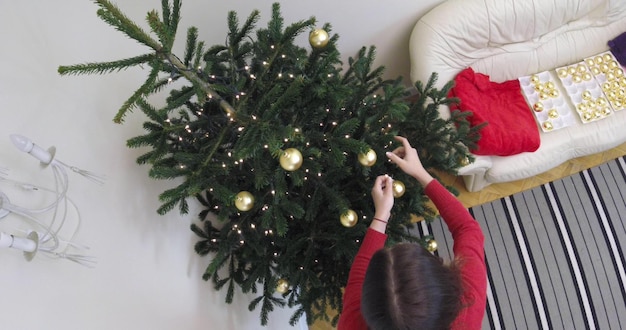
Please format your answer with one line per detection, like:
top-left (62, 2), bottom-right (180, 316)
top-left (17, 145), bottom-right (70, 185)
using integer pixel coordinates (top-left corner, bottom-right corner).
top-left (449, 67), bottom-right (540, 156)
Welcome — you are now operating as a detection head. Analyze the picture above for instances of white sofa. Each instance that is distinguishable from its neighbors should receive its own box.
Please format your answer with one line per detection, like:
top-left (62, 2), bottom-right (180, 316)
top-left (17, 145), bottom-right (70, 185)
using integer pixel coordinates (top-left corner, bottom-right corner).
top-left (409, 0), bottom-right (626, 191)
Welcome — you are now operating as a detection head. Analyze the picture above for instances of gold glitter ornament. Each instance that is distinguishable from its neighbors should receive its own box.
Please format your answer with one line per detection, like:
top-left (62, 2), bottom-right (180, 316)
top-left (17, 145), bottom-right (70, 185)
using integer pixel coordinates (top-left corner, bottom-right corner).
top-left (568, 66), bottom-right (577, 75)
top-left (279, 148), bottom-right (303, 171)
top-left (358, 148), bottom-right (377, 167)
top-left (309, 28), bottom-right (330, 49)
top-left (548, 109), bottom-right (559, 119)
top-left (592, 67), bottom-right (601, 75)
top-left (542, 121), bottom-right (554, 131)
top-left (340, 209), bottom-right (358, 228)
top-left (595, 56), bottom-right (604, 64)
top-left (392, 180), bottom-right (406, 198)
top-left (459, 156), bottom-right (471, 166)
top-left (549, 89), bottom-right (559, 98)
top-left (276, 278), bottom-right (290, 294)
top-left (235, 191), bottom-right (255, 211)
top-left (426, 239), bottom-right (438, 252)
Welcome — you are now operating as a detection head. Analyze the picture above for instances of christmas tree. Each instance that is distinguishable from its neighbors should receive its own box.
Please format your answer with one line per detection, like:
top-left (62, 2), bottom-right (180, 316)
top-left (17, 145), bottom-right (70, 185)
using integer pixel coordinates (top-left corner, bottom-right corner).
top-left (58, 0), bottom-right (481, 326)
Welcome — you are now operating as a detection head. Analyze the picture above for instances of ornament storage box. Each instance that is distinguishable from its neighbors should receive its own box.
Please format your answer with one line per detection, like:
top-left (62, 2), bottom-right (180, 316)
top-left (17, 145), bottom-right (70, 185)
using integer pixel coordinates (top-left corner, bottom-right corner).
top-left (519, 71), bottom-right (576, 132)
top-left (520, 51), bottom-right (626, 132)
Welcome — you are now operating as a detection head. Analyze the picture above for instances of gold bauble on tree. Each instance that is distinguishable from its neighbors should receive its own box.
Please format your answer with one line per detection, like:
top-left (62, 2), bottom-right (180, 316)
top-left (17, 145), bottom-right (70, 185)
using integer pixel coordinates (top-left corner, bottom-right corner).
top-left (340, 209), bottom-right (358, 228)
top-left (392, 180), bottom-right (405, 198)
top-left (309, 28), bottom-right (329, 49)
top-left (234, 191), bottom-right (254, 211)
top-left (276, 278), bottom-right (290, 294)
top-left (279, 148), bottom-right (303, 171)
top-left (358, 148), bottom-right (377, 167)
top-left (459, 156), bottom-right (471, 166)
top-left (426, 239), bottom-right (438, 252)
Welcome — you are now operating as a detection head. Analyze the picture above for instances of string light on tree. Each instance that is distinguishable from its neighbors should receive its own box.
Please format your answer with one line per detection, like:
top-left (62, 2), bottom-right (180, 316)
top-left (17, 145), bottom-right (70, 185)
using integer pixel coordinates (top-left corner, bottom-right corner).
top-left (235, 191), bottom-right (255, 211)
top-left (279, 148), bottom-right (303, 171)
top-left (309, 28), bottom-right (329, 49)
top-left (340, 209), bottom-right (358, 227)
top-left (358, 148), bottom-right (377, 167)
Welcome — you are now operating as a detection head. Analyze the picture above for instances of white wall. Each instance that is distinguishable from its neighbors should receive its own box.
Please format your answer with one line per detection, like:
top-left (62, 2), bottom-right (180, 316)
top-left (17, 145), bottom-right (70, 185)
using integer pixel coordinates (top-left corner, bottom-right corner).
top-left (0, 1), bottom-right (441, 329)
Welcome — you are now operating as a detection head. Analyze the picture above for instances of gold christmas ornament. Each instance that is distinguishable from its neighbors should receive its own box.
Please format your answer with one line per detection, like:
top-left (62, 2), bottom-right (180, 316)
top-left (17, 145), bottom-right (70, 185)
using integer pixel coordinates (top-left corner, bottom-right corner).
top-left (459, 156), bottom-right (471, 166)
top-left (279, 148), bottom-right (303, 171)
top-left (392, 180), bottom-right (406, 198)
top-left (358, 148), bottom-right (377, 167)
top-left (309, 28), bottom-right (330, 49)
top-left (542, 121), bottom-right (553, 131)
top-left (549, 89), bottom-right (559, 98)
top-left (340, 209), bottom-right (358, 228)
top-left (235, 191), bottom-right (254, 211)
top-left (530, 75), bottom-right (540, 84)
top-left (533, 102), bottom-right (544, 112)
top-left (426, 239), bottom-right (438, 252)
top-left (568, 66), bottom-right (577, 75)
top-left (548, 109), bottom-right (559, 119)
top-left (276, 278), bottom-right (290, 294)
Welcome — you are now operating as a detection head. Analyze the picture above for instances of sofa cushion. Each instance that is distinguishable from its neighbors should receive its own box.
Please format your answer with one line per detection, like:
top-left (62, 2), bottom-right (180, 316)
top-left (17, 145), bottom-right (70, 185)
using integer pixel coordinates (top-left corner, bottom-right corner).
top-left (449, 67), bottom-right (540, 156)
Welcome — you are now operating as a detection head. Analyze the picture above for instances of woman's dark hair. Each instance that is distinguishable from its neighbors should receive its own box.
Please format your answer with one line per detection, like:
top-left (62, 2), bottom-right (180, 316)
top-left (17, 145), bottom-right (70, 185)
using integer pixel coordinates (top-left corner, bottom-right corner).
top-left (361, 243), bottom-right (463, 330)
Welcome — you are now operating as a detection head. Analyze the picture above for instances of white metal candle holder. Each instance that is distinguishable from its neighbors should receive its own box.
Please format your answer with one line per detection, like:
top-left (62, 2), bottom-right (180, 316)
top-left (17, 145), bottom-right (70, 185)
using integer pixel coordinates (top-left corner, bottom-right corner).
top-left (0, 134), bottom-right (104, 267)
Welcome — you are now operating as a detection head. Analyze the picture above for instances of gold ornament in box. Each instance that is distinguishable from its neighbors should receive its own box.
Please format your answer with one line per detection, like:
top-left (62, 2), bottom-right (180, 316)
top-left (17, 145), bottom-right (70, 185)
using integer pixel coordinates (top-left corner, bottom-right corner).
top-left (556, 61), bottom-right (612, 124)
top-left (584, 51), bottom-right (625, 111)
top-left (520, 70), bottom-right (574, 132)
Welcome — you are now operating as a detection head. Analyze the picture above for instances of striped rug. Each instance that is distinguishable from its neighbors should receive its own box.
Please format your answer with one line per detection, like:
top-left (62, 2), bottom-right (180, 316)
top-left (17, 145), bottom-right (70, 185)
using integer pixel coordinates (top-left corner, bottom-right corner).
top-left (413, 156), bottom-right (626, 330)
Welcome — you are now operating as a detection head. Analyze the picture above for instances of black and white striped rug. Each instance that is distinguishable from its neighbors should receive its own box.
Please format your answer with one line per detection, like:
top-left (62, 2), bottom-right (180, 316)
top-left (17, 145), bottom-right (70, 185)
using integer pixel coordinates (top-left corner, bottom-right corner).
top-left (414, 156), bottom-right (626, 330)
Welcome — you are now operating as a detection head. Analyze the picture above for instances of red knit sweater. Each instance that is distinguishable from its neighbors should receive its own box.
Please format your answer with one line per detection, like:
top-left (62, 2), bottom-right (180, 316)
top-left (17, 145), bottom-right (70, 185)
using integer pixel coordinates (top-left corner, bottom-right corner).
top-left (337, 180), bottom-right (487, 329)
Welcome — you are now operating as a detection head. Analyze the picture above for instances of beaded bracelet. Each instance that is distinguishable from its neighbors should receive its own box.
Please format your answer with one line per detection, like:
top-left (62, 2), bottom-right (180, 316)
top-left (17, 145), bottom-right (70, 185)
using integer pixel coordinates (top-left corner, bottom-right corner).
top-left (373, 217), bottom-right (388, 224)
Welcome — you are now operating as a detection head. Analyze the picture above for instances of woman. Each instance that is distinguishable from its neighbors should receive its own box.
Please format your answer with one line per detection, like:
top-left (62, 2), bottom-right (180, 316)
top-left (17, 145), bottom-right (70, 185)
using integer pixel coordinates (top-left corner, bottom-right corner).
top-left (338, 136), bottom-right (487, 330)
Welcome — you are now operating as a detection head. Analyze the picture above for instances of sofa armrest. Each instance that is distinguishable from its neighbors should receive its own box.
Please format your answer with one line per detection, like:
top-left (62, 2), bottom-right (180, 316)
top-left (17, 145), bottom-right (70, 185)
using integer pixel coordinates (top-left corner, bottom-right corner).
top-left (456, 155), bottom-right (493, 192)
top-left (457, 155), bottom-right (492, 176)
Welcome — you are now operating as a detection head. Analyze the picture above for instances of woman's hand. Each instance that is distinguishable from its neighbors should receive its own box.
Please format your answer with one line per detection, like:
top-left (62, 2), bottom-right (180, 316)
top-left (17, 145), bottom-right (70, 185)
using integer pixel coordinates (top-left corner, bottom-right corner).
top-left (386, 136), bottom-right (433, 187)
top-left (371, 174), bottom-right (394, 223)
